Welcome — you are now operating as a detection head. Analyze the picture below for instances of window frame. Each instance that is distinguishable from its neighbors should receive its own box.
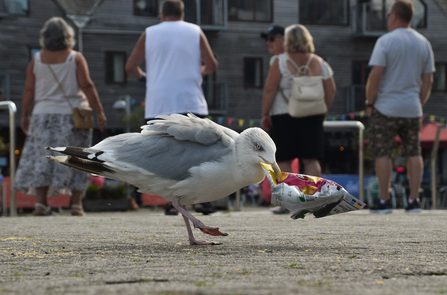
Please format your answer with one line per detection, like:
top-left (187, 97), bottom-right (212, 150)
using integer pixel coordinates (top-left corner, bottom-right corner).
top-left (299, 0), bottom-right (350, 26)
top-left (0, 73), bottom-right (10, 101)
top-left (352, 60), bottom-right (371, 86)
top-left (4, 0), bottom-right (30, 17)
top-left (228, 0), bottom-right (273, 23)
top-left (243, 56), bottom-right (264, 89)
top-left (411, 0), bottom-right (427, 29)
top-left (133, 0), bottom-right (158, 17)
top-left (104, 51), bottom-right (127, 86)
top-left (433, 62), bottom-right (447, 93)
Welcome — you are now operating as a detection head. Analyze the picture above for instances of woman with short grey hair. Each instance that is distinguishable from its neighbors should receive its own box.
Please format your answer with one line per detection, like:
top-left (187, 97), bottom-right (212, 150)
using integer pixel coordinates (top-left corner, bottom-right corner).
top-left (261, 24), bottom-right (336, 178)
top-left (15, 17), bottom-right (107, 216)
top-left (39, 17), bottom-right (76, 51)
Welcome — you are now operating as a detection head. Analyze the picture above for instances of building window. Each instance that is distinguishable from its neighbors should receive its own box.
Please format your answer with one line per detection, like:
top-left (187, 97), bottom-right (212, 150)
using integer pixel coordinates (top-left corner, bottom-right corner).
top-left (105, 52), bottom-right (127, 85)
top-left (182, 0), bottom-right (197, 23)
top-left (244, 57), bottom-right (263, 89)
top-left (433, 63), bottom-right (446, 92)
top-left (300, 0), bottom-right (349, 25)
top-left (354, 0), bottom-right (426, 31)
top-left (410, 0), bottom-right (427, 28)
top-left (2, 0), bottom-right (29, 16)
top-left (228, 0), bottom-right (272, 22)
top-left (29, 47), bottom-right (40, 60)
top-left (347, 61), bottom-right (371, 112)
top-left (134, 0), bottom-right (158, 17)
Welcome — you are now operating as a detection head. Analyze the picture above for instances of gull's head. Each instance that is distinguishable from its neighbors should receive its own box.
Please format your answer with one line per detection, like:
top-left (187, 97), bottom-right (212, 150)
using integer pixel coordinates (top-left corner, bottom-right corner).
top-left (236, 127), bottom-right (281, 182)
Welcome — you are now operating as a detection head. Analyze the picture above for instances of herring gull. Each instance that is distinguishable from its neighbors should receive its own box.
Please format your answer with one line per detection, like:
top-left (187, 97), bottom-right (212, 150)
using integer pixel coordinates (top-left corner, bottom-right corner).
top-left (47, 113), bottom-right (280, 245)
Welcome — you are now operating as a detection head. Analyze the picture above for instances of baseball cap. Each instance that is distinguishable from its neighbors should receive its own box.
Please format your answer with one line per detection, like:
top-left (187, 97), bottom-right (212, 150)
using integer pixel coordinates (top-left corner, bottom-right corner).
top-left (260, 25), bottom-right (285, 39)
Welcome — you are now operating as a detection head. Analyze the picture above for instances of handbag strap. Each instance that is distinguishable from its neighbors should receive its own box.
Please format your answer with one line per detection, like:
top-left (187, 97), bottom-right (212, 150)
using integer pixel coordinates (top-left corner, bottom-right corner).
top-left (287, 53), bottom-right (314, 77)
top-left (41, 52), bottom-right (75, 110)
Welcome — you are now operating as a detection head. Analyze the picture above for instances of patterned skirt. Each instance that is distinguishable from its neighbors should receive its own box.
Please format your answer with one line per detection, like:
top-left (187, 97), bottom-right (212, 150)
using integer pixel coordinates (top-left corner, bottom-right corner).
top-left (14, 113), bottom-right (92, 197)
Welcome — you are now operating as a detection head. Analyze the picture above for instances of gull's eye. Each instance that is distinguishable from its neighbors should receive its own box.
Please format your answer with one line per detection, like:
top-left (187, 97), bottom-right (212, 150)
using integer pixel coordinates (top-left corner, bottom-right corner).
top-left (255, 144), bottom-right (263, 151)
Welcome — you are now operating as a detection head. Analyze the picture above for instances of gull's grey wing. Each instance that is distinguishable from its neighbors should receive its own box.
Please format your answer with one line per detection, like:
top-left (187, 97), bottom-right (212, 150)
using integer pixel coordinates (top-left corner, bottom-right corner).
top-left (93, 133), bottom-right (232, 181)
top-left (142, 113), bottom-right (237, 146)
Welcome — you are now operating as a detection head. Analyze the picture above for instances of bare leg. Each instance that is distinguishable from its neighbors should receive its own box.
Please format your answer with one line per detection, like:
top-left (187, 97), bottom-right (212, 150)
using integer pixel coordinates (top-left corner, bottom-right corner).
top-left (376, 157), bottom-right (392, 201)
top-left (172, 197), bottom-right (227, 237)
top-left (302, 159), bottom-right (321, 177)
top-left (71, 190), bottom-right (83, 206)
top-left (36, 187), bottom-right (49, 206)
top-left (181, 213), bottom-right (222, 245)
top-left (34, 187), bottom-right (55, 216)
top-left (278, 160), bottom-right (292, 173)
top-left (407, 155), bottom-right (423, 201)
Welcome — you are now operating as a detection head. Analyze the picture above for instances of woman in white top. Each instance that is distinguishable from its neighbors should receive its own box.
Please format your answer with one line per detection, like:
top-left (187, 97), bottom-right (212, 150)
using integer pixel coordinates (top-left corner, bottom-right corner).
top-left (15, 17), bottom-right (107, 216)
top-left (261, 24), bottom-right (336, 177)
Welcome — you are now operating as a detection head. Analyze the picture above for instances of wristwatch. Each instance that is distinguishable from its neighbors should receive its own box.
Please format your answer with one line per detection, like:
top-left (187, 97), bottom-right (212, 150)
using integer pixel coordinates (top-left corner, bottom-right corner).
top-left (365, 100), bottom-right (374, 108)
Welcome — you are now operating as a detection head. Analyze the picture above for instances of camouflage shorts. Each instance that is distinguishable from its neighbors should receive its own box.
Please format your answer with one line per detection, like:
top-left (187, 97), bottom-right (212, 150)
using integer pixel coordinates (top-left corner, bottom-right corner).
top-left (368, 108), bottom-right (421, 158)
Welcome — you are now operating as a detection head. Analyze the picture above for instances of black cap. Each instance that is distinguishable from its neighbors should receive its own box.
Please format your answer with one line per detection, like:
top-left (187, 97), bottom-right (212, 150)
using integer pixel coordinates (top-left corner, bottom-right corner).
top-left (260, 25), bottom-right (285, 39)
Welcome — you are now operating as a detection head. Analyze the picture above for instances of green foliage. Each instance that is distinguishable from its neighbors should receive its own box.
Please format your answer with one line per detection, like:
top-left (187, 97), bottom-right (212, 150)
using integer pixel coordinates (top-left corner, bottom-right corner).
top-left (109, 184), bottom-right (127, 199)
top-left (119, 106), bottom-right (146, 132)
top-left (0, 136), bottom-right (8, 156)
top-left (84, 183), bottom-right (127, 200)
top-left (85, 183), bottom-right (100, 199)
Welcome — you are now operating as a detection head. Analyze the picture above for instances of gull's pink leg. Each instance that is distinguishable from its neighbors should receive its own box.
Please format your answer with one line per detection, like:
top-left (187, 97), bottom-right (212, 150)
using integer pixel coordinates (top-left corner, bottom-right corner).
top-left (181, 214), bottom-right (222, 245)
top-left (172, 197), bottom-right (228, 238)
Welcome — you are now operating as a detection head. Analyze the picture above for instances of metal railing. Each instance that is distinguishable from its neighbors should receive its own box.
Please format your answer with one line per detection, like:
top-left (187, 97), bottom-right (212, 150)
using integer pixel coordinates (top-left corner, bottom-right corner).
top-left (0, 100), bottom-right (17, 216)
top-left (324, 121), bottom-right (365, 202)
top-left (431, 124), bottom-right (447, 209)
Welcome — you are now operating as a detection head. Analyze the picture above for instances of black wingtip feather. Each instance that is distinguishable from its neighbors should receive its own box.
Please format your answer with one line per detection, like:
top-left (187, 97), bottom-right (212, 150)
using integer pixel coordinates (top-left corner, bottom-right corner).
top-left (47, 146), bottom-right (105, 162)
top-left (61, 156), bottom-right (114, 175)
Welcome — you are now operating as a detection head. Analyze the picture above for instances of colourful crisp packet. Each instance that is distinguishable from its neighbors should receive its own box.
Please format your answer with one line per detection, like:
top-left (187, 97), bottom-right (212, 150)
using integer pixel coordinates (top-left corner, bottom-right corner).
top-left (260, 163), bottom-right (367, 219)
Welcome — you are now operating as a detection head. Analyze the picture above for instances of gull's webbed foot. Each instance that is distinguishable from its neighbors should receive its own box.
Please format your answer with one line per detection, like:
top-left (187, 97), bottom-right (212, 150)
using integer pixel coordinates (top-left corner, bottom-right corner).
top-left (198, 227), bottom-right (228, 237)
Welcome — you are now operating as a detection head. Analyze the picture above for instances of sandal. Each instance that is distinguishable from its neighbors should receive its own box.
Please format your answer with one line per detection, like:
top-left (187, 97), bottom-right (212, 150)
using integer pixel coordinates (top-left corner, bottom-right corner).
top-left (33, 203), bottom-right (57, 216)
top-left (71, 204), bottom-right (85, 216)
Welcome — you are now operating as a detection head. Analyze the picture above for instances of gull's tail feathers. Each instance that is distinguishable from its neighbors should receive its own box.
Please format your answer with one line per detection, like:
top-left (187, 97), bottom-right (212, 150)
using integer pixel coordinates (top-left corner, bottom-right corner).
top-left (46, 146), bottom-right (105, 162)
top-left (47, 155), bottom-right (115, 176)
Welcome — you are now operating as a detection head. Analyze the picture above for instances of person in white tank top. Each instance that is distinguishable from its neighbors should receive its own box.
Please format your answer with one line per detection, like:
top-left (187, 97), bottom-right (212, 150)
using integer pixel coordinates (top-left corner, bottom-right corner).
top-left (126, 0), bottom-right (218, 216)
top-left (126, 0), bottom-right (218, 120)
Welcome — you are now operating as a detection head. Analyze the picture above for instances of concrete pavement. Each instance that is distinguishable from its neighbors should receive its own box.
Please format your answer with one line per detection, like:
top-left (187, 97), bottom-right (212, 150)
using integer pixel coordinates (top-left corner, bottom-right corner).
top-left (1, 207), bottom-right (447, 295)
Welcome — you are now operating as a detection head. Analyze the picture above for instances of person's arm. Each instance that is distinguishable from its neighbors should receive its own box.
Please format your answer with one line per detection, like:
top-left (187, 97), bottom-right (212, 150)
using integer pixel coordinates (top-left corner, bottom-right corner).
top-left (420, 72), bottom-right (433, 105)
top-left (261, 58), bottom-right (281, 133)
top-left (75, 52), bottom-right (107, 132)
top-left (365, 66), bottom-right (385, 116)
top-left (323, 77), bottom-right (336, 110)
top-left (125, 32), bottom-right (147, 81)
top-left (199, 30), bottom-right (218, 76)
top-left (20, 59), bottom-right (35, 135)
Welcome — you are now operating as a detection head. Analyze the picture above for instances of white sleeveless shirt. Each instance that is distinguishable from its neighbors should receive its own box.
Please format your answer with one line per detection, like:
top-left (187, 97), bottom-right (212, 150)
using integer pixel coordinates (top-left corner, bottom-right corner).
top-left (33, 51), bottom-right (89, 115)
top-left (144, 21), bottom-right (208, 119)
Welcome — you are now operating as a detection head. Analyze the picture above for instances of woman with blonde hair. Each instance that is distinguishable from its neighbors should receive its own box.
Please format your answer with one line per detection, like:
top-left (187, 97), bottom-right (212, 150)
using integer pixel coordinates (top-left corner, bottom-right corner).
top-left (15, 17), bottom-right (107, 216)
top-left (261, 24), bottom-right (336, 178)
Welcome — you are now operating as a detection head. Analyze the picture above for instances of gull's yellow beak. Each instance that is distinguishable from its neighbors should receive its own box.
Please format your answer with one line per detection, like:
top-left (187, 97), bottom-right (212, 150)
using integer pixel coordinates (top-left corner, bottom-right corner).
top-left (271, 162), bottom-right (282, 183)
top-left (260, 161), bottom-right (282, 184)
